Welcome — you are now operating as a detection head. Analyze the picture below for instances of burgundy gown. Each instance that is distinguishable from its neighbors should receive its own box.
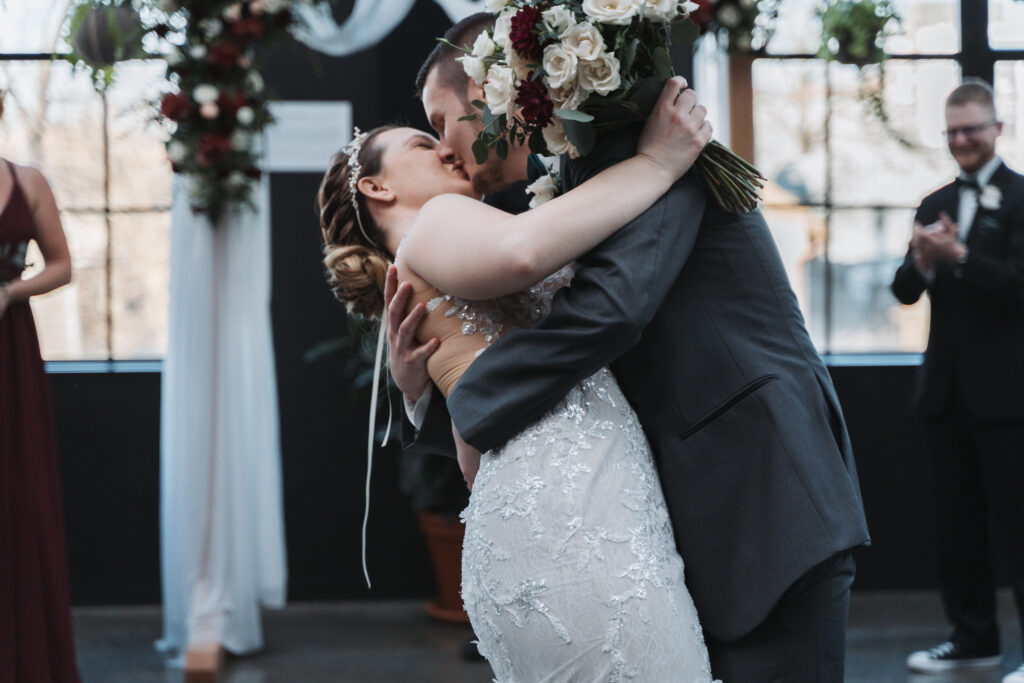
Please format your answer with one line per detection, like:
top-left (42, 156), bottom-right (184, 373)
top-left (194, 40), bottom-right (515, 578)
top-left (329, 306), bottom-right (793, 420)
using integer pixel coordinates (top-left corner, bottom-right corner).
top-left (0, 160), bottom-right (81, 682)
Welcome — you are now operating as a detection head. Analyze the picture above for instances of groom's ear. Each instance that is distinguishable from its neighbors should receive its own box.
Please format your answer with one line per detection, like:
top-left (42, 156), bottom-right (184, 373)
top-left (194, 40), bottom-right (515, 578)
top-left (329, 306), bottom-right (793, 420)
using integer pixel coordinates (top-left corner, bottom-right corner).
top-left (357, 176), bottom-right (394, 204)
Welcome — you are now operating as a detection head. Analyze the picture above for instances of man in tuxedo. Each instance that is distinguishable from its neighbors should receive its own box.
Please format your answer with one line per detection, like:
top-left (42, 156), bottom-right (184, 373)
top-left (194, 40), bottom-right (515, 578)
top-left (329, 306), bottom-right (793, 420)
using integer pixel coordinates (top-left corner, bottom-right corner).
top-left (893, 80), bottom-right (1024, 682)
top-left (388, 12), bottom-right (870, 681)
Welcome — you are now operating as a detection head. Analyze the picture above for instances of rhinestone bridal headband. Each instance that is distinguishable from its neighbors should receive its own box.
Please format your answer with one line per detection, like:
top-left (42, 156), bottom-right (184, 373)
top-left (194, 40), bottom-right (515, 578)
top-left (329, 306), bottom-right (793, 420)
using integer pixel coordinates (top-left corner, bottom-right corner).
top-left (344, 126), bottom-right (377, 248)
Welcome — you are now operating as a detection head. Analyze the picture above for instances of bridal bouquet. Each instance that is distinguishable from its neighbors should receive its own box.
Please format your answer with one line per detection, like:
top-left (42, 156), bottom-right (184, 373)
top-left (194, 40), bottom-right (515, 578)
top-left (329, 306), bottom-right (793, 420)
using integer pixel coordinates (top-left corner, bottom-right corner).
top-left (450, 0), bottom-right (765, 213)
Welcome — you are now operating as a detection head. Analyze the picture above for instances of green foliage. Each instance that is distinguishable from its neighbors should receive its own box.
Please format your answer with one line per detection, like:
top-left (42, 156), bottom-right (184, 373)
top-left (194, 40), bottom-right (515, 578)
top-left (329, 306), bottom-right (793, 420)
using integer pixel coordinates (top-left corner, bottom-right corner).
top-left (62, 1), bottom-right (147, 90)
top-left (817, 0), bottom-right (900, 65)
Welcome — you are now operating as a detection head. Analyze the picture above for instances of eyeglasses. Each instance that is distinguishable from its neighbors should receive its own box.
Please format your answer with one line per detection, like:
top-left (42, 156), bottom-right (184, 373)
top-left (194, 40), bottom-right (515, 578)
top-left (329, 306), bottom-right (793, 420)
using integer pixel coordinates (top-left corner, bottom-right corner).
top-left (943, 121), bottom-right (997, 140)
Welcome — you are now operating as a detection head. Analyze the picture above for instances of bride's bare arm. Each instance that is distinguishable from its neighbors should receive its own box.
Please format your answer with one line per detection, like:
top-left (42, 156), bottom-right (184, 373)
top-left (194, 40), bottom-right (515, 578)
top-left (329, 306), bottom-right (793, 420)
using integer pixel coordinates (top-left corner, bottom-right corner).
top-left (400, 77), bottom-right (711, 301)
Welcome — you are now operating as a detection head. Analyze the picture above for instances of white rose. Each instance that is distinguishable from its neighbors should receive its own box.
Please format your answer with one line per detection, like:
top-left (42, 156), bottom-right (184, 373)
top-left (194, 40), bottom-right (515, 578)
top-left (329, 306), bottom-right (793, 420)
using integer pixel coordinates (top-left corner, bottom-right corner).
top-left (542, 120), bottom-right (580, 158)
top-left (262, 0), bottom-right (288, 13)
top-left (247, 72), bottom-right (264, 93)
top-left (644, 0), bottom-right (679, 22)
top-left (236, 106), bottom-right (255, 125)
top-left (483, 65), bottom-right (517, 116)
top-left (507, 48), bottom-right (533, 81)
top-left (562, 22), bottom-right (606, 61)
top-left (679, 1), bottom-right (700, 16)
top-left (231, 130), bottom-right (251, 151)
top-left (165, 48), bottom-right (183, 66)
top-left (471, 30), bottom-right (497, 58)
top-left (189, 44), bottom-right (207, 59)
top-left (458, 56), bottom-right (488, 84)
top-left (717, 5), bottom-right (742, 28)
top-left (549, 80), bottom-right (587, 110)
top-left (199, 102), bottom-right (220, 119)
top-left (228, 171), bottom-right (249, 189)
top-left (542, 44), bottom-right (578, 90)
top-left (222, 2), bottom-right (242, 22)
top-left (581, 0), bottom-right (643, 25)
top-left (526, 173), bottom-right (560, 208)
top-left (249, 0), bottom-right (265, 16)
top-left (578, 51), bottom-right (622, 95)
top-left (199, 18), bottom-right (222, 39)
top-left (193, 84), bottom-right (219, 104)
top-left (484, 0), bottom-right (508, 12)
top-left (167, 141), bottom-right (187, 164)
top-left (157, 0), bottom-right (177, 13)
top-left (542, 6), bottom-right (577, 37)
top-left (979, 184), bottom-right (1002, 211)
top-left (492, 9), bottom-right (514, 49)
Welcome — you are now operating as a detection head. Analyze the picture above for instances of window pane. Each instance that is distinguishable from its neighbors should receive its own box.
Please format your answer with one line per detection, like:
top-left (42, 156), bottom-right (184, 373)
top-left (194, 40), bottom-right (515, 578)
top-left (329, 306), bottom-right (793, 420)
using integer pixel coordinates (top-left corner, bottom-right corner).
top-left (766, 0), bottom-right (959, 55)
top-left (111, 212), bottom-right (169, 359)
top-left (828, 209), bottom-right (929, 353)
top-left (827, 60), bottom-right (960, 206)
top-left (0, 0), bottom-right (74, 54)
top-left (753, 59), bottom-right (828, 204)
top-left (762, 206), bottom-right (828, 350)
top-left (989, 0), bottom-right (1024, 50)
top-left (995, 61), bottom-right (1024, 172)
top-left (25, 213), bottom-right (110, 360)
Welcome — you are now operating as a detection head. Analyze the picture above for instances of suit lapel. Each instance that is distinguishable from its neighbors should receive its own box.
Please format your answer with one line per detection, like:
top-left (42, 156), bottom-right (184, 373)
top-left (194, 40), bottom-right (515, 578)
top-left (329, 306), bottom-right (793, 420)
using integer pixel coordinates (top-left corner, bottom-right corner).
top-left (966, 162), bottom-right (1010, 249)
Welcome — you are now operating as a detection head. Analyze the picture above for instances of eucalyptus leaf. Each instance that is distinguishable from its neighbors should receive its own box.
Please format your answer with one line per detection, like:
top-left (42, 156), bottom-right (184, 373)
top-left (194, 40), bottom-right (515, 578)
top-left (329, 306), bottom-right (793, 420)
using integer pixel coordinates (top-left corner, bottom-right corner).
top-left (496, 137), bottom-right (509, 160)
top-left (528, 128), bottom-right (547, 154)
top-left (562, 118), bottom-right (596, 157)
top-left (457, 113), bottom-right (478, 122)
top-left (670, 18), bottom-right (701, 46)
top-left (554, 108), bottom-right (595, 123)
top-left (472, 137), bottom-right (489, 165)
top-left (652, 47), bottom-right (673, 79)
top-left (619, 38), bottom-right (639, 74)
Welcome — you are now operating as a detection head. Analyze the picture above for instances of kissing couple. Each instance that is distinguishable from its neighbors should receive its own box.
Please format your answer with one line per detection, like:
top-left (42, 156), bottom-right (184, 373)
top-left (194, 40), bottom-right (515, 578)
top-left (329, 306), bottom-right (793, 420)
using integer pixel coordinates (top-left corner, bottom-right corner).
top-left (316, 10), bottom-right (869, 682)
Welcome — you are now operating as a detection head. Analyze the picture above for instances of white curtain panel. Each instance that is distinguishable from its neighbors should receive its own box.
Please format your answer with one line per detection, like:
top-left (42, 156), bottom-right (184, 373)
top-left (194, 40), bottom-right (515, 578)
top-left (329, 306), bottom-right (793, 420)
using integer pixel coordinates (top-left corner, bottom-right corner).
top-left (432, 0), bottom-right (492, 22)
top-left (290, 0), bottom-right (417, 56)
top-left (157, 172), bottom-right (286, 664)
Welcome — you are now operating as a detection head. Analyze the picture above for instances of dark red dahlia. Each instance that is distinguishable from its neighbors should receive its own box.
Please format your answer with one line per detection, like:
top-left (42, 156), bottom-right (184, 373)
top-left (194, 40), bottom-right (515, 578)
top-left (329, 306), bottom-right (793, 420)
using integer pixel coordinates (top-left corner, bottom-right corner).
top-left (515, 74), bottom-right (554, 127)
top-left (217, 90), bottom-right (248, 116)
top-left (160, 92), bottom-right (191, 121)
top-left (231, 17), bottom-right (265, 41)
top-left (689, 0), bottom-right (715, 31)
top-left (510, 5), bottom-right (544, 62)
top-left (197, 133), bottom-right (232, 166)
top-left (207, 42), bottom-right (242, 68)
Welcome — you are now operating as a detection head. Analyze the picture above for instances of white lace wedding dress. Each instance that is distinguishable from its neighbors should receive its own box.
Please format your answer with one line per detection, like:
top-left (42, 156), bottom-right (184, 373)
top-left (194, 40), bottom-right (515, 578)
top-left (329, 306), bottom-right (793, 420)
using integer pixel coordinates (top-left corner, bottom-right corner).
top-left (433, 268), bottom-right (716, 683)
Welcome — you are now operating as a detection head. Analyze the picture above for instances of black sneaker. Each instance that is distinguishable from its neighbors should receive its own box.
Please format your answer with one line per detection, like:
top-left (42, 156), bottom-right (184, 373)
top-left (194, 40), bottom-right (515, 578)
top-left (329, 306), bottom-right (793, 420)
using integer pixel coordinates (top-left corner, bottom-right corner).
top-left (906, 641), bottom-right (1001, 673)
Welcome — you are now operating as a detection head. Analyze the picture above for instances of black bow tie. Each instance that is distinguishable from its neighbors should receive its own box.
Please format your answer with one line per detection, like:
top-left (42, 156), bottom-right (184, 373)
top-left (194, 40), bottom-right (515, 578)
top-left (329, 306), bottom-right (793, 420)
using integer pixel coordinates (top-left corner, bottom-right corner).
top-left (956, 176), bottom-right (982, 192)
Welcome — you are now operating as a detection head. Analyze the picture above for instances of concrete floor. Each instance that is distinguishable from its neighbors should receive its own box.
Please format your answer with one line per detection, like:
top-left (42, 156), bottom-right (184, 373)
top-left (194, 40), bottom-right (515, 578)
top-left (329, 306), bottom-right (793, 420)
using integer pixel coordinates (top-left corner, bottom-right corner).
top-left (73, 591), bottom-right (1022, 682)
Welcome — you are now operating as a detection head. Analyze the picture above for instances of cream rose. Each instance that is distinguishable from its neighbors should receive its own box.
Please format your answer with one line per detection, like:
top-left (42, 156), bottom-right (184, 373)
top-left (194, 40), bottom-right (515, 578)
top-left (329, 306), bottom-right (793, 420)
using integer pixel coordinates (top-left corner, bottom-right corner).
top-left (548, 80), bottom-right (587, 111)
top-left (483, 65), bottom-right (517, 116)
top-left (542, 120), bottom-right (580, 158)
top-left (222, 2), bottom-right (242, 22)
top-left (458, 55), bottom-right (488, 84)
top-left (484, 0), bottom-right (507, 13)
top-left (679, 1), bottom-right (700, 16)
top-left (167, 141), bottom-right (187, 164)
top-left (492, 9), bottom-right (514, 49)
top-left (526, 173), bottom-right (560, 208)
top-left (542, 44), bottom-right (578, 90)
top-left (581, 0), bottom-right (643, 25)
top-left (562, 22), bottom-right (606, 61)
top-left (644, 0), bottom-right (679, 22)
top-left (199, 102), bottom-right (219, 119)
top-left (578, 51), bottom-right (622, 95)
top-left (230, 130), bottom-right (251, 152)
top-left (193, 83), bottom-right (219, 104)
top-left (542, 6), bottom-right (577, 37)
top-left (236, 106), bottom-right (255, 125)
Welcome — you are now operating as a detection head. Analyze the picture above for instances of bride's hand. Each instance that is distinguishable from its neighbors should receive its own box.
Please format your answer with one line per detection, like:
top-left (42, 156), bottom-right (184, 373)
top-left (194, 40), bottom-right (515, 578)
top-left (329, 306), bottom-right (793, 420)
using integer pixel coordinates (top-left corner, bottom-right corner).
top-left (637, 76), bottom-right (712, 181)
top-left (452, 422), bottom-right (481, 492)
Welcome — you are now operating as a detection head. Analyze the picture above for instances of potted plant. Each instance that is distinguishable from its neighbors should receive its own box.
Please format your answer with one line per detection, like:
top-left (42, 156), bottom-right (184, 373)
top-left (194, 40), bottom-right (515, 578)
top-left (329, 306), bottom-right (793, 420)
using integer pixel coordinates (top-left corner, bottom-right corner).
top-left (817, 0), bottom-right (899, 66)
top-left (64, 0), bottom-right (147, 88)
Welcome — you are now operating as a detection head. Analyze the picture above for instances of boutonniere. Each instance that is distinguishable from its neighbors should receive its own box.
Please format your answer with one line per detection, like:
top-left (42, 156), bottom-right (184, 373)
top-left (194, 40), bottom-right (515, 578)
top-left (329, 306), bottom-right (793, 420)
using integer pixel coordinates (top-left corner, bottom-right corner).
top-left (979, 184), bottom-right (1002, 211)
top-left (525, 158), bottom-right (563, 209)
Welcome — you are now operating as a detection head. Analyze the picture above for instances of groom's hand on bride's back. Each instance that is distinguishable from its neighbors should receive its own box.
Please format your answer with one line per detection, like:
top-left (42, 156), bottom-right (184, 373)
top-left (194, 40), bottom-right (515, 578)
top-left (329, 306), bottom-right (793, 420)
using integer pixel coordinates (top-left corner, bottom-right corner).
top-left (385, 264), bottom-right (439, 401)
top-left (637, 76), bottom-right (713, 181)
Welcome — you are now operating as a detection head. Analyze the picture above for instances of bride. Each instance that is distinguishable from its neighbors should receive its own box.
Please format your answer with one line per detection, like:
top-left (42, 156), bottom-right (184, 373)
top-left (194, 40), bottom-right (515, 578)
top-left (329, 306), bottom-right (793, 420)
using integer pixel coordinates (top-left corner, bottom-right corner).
top-left (317, 77), bottom-right (717, 682)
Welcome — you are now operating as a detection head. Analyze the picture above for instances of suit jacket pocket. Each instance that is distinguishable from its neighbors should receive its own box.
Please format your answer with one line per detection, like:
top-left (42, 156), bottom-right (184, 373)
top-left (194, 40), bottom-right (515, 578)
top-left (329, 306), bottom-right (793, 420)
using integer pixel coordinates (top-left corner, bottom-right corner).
top-left (677, 374), bottom-right (778, 441)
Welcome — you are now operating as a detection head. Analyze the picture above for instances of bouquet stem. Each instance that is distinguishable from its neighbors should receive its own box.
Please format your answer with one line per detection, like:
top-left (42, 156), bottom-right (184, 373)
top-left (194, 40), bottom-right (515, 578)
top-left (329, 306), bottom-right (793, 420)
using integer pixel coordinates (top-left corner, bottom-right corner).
top-left (695, 140), bottom-right (766, 214)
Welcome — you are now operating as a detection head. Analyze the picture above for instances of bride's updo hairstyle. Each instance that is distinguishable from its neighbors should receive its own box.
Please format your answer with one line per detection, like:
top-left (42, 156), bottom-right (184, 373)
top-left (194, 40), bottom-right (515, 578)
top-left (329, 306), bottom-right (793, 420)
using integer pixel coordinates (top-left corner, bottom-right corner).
top-left (317, 124), bottom-right (398, 318)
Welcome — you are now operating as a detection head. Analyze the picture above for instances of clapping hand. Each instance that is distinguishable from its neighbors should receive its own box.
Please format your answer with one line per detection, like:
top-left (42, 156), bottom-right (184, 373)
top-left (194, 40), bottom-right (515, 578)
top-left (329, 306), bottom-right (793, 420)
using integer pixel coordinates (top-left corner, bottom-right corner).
top-left (912, 212), bottom-right (967, 267)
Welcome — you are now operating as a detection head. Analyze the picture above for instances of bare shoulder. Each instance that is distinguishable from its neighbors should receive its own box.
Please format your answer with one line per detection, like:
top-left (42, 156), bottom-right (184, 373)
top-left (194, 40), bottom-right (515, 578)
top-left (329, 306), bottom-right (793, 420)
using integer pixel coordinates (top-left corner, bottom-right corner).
top-left (11, 164), bottom-right (53, 206)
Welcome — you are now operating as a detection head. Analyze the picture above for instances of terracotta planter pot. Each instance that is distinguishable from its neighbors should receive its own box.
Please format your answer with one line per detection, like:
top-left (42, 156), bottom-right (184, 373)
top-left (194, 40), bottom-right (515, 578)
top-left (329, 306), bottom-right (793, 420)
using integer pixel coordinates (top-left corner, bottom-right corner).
top-left (417, 511), bottom-right (470, 625)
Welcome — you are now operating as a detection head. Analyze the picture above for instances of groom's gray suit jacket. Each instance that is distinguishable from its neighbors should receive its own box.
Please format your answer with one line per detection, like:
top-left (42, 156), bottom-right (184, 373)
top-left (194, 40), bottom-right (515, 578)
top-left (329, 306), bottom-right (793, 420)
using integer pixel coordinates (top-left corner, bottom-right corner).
top-left (444, 128), bottom-right (871, 642)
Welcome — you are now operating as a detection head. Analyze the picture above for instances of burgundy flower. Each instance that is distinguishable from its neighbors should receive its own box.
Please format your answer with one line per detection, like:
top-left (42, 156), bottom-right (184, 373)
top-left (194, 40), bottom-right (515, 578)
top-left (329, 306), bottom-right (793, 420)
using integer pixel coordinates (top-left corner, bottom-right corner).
top-left (207, 42), bottom-right (242, 68)
top-left (217, 90), bottom-right (248, 116)
top-left (689, 0), bottom-right (715, 31)
top-left (515, 74), bottom-right (554, 127)
top-left (230, 17), bottom-right (264, 41)
top-left (510, 5), bottom-right (544, 62)
top-left (160, 92), bottom-right (191, 122)
top-left (197, 133), bottom-right (232, 166)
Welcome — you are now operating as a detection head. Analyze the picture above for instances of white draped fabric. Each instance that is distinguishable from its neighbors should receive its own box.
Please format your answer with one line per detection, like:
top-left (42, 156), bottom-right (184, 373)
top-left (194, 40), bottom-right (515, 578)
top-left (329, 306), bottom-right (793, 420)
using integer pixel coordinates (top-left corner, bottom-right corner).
top-left (157, 172), bottom-right (287, 664)
top-left (432, 0), bottom-right (491, 22)
top-left (290, 0), bottom-right (417, 57)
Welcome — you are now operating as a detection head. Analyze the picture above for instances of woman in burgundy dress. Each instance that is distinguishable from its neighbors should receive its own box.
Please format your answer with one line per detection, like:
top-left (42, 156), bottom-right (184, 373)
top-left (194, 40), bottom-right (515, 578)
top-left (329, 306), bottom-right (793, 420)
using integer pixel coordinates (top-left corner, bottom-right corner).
top-left (0, 90), bottom-right (80, 682)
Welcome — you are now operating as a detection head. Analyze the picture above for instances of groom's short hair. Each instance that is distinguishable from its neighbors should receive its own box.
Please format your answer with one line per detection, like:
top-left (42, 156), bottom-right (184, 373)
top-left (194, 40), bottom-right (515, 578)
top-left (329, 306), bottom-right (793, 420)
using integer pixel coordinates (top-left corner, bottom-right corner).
top-left (415, 12), bottom-right (495, 102)
top-left (946, 78), bottom-right (997, 118)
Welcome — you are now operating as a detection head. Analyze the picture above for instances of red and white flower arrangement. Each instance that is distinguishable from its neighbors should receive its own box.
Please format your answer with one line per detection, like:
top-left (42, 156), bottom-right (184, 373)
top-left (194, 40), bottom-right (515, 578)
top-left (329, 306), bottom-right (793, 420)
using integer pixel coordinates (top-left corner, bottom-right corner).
top-left (450, 0), bottom-right (765, 213)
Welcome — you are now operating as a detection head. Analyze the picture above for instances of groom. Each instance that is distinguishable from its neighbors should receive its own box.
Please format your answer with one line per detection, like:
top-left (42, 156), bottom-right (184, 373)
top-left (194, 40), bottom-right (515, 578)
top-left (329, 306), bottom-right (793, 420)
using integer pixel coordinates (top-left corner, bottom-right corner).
top-left (389, 12), bottom-right (870, 681)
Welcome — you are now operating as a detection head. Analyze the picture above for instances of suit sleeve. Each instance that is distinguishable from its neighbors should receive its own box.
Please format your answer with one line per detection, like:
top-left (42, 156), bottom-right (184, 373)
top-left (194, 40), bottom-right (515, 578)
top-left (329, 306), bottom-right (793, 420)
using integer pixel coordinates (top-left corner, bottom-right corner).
top-left (446, 130), bottom-right (707, 452)
top-left (400, 388), bottom-right (457, 459)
